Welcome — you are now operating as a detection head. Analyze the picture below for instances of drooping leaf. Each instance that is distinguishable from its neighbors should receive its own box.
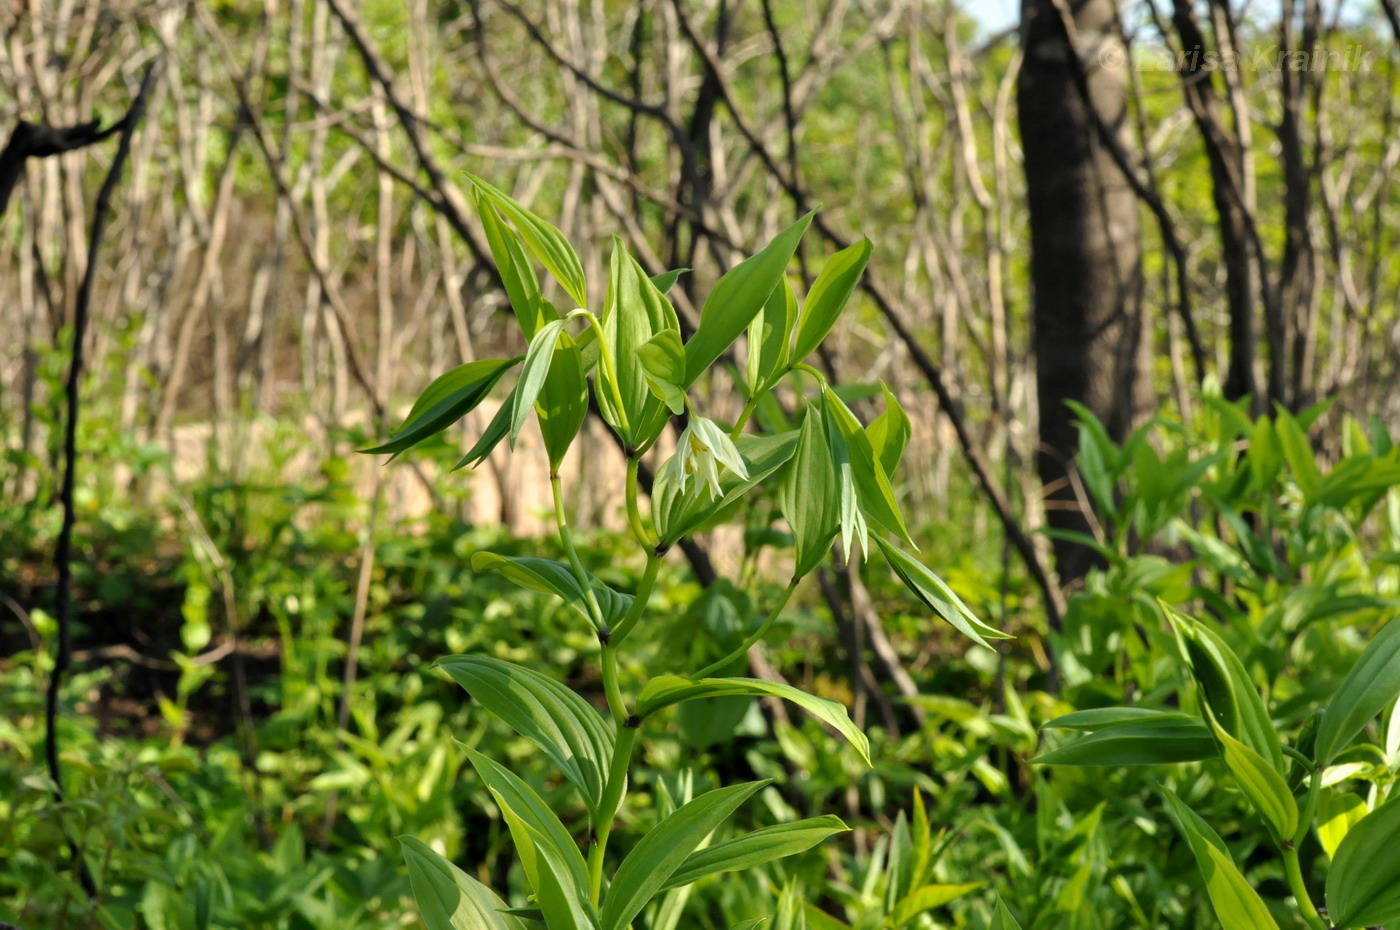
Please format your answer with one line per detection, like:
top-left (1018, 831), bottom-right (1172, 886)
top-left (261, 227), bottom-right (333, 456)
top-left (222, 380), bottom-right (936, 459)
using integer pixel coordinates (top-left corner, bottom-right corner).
top-left (470, 552), bottom-right (633, 632)
top-left (866, 383), bottom-right (911, 477)
top-left (876, 538), bottom-right (1008, 650)
top-left (1314, 617), bottom-right (1400, 767)
top-left (1206, 716), bottom-right (1299, 840)
top-left (401, 837), bottom-right (525, 930)
top-left (362, 357), bottom-right (520, 456)
top-left (778, 406), bottom-right (840, 578)
top-left (662, 816), bottom-right (850, 890)
top-left (790, 238), bottom-right (872, 365)
top-left (1326, 792), bottom-right (1400, 927)
top-left (454, 389), bottom-right (515, 471)
top-left (463, 747), bottom-right (590, 896)
top-left (436, 656), bottom-right (612, 822)
top-left (1161, 789), bottom-right (1281, 930)
top-left (600, 781), bottom-right (771, 930)
top-left (1033, 717), bottom-right (1219, 766)
top-left (684, 212), bottom-right (814, 385)
top-left (466, 173), bottom-right (587, 308)
top-left (1164, 604), bottom-right (1284, 773)
top-left (637, 676), bottom-right (869, 765)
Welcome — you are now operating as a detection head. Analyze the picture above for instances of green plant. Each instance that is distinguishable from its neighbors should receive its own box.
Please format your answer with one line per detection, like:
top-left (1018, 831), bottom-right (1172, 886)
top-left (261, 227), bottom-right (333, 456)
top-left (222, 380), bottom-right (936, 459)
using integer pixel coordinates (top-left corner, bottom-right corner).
top-left (367, 176), bottom-right (1005, 928)
top-left (1034, 404), bottom-right (1400, 930)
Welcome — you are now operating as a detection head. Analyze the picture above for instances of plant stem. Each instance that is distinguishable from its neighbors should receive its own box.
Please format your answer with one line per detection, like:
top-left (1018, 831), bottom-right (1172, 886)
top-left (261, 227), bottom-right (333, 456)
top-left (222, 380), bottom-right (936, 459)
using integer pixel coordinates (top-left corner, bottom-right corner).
top-left (601, 645), bottom-right (628, 725)
top-left (730, 394), bottom-right (759, 439)
top-left (625, 456), bottom-right (657, 548)
top-left (550, 473), bottom-right (606, 631)
top-left (589, 722), bottom-right (638, 906)
top-left (611, 553), bottom-right (662, 646)
top-left (1282, 844), bottom-right (1326, 930)
top-left (692, 578), bottom-right (799, 679)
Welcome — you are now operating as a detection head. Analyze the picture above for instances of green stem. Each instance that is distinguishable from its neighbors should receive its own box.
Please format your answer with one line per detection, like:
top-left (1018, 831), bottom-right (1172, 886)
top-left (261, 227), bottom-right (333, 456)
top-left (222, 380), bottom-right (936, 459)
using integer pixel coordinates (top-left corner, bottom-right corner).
top-left (625, 457), bottom-right (657, 549)
top-left (691, 578), bottom-right (799, 679)
top-left (1282, 844), bottom-right (1326, 930)
top-left (589, 722), bottom-right (638, 906)
top-left (1293, 764), bottom-right (1322, 848)
top-left (790, 362), bottom-right (827, 384)
top-left (551, 474), bottom-right (605, 631)
top-left (601, 646), bottom-right (627, 725)
top-left (611, 553), bottom-right (662, 646)
top-left (730, 394), bottom-right (759, 439)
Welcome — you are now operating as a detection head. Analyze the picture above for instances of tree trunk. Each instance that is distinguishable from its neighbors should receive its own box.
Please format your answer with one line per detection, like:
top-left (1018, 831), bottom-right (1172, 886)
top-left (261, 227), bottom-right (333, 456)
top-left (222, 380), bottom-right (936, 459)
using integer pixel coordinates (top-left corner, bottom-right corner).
top-left (1018, 0), bottom-right (1150, 587)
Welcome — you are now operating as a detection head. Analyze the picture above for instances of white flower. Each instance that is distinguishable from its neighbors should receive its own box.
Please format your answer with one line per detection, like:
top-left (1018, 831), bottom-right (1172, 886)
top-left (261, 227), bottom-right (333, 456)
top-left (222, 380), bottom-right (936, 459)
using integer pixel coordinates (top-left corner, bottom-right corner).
top-left (658, 416), bottom-right (750, 500)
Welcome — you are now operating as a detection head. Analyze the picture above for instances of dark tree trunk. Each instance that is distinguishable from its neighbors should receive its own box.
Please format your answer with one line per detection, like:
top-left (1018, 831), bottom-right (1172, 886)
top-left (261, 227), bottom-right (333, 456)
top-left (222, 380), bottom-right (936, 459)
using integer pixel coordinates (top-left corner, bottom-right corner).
top-left (1018, 0), bottom-right (1150, 588)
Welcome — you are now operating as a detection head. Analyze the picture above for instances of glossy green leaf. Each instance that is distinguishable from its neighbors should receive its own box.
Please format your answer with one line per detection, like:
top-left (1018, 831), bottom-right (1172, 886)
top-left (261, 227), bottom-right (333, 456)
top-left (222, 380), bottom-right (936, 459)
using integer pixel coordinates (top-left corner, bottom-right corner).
top-left (655, 431), bottom-right (799, 544)
top-left (1161, 790), bottom-right (1280, 930)
top-left (470, 552), bottom-right (633, 631)
top-left (790, 238), bottom-right (871, 365)
top-left (1032, 717), bottom-right (1219, 766)
top-left (601, 780), bottom-right (771, 930)
top-left (510, 318), bottom-right (571, 444)
top-left (637, 676), bottom-right (870, 765)
top-left (454, 389), bottom-right (514, 471)
top-left (1317, 790), bottom-right (1368, 859)
top-left (650, 268), bottom-right (688, 294)
top-left (823, 388), bottom-right (913, 545)
top-left (779, 407), bottom-right (840, 578)
top-left (463, 747), bottom-right (590, 896)
top-left (362, 357), bottom-right (520, 456)
top-left (637, 329), bottom-right (687, 415)
top-left (401, 836), bottom-right (525, 930)
top-left (598, 239), bottom-right (682, 446)
top-left (1314, 617), bottom-right (1400, 767)
top-left (1043, 707), bottom-right (1197, 732)
top-left (1207, 716), bottom-right (1298, 840)
top-left (866, 384), bottom-right (910, 477)
top-left (661, 816), bottom-right (849, 890)
top-left (747, 279), bottom-right (798, 396)
top-left (436, 656), bottom-right (612, 822)
top-left (473, 188), bottom-right (555, 339)
top-left (466, 173), bottom-right (587, 308)
top-left (537, 333), bottom-right (589, 469)
top-left (1164, 604), bottom-right (1283, 773)
top-left (509, 817), bottom-right (599, 930)
top-left (876, 538), bottom-right (1008, 650)
top-left (1326, 792), bottom-right (1400, 927)
top-left (684, 212), bottom-right (814, 385)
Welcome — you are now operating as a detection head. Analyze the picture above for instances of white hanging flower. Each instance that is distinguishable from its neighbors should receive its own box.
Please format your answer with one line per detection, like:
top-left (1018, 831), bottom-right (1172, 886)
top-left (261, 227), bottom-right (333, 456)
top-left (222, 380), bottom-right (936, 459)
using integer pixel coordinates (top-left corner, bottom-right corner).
top-left (658, 416), bottom-right (750, 500)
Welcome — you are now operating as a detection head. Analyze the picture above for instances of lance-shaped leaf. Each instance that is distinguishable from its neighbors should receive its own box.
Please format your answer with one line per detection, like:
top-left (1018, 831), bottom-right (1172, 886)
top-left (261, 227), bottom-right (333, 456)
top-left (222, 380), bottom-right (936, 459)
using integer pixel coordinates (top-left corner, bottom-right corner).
top-left (470, 552), bottom-right (633, 632)
top-left (1164, 604), bottom-right (1284, 773)
top-left (790, 238), bottom-right (872, 365)
top-left (473, 187), bottom-right (555, 339)
top-left (779, 407), bottom-right (840, 578)
top-left (638, 676), bottom-right (870, 765)
top-left (537, 332), bottom-right (589, 469)
top-left (601, 781), bottom-right (771, 930)
top-left (656, 431), bottom-right (800, 544)
top-left (651, 267), bottom-right (688, 294)
top-left (436, 656), bottom-right (612, 822)
top-left (747, 280), bottom-right (798, 397)
top-left (1314, 617), bottom-right (1400, 767)
top-left (1161, 789), bottom-right (1281, 930)
top-left (1326, 792), bottom-right (1400, 928)
top-left (401, 837), bottom-right (525, 930)
top-left (363, 357), bottom-right (520, 456)
top-left (662, 816), bottom-right (850, 890)
top-left (989, 898), bottom-right (1023, 930)
top-left (866, 384), bottom-right (911, 477)
top-left (889, 883), bottom-right (982, 926)
top-left (684, 212), bottom-right (814, 385)
top-left (598, 239), bottom-right (682, 446)
top-left (1206, 715), bottom-right (1299, 840)
top-left (464, 747), bottom-right (591, 897)
top-left (823, 387), bottom-right (913, 546)
top-left (510, 317), bottom-right (571, 444)
top-left (466, 173), bottom-right (587, 308)
top-left (876, 538), bottom-right (1008, 650)
top-left (501, 813), bottom-right (598, 930)
top-left (1033, 716), bottom-right (1219, 766)
top-left (1043, 707), bottom-right (1198, 732)
top-left (454, 390), bottom-right (514, 471)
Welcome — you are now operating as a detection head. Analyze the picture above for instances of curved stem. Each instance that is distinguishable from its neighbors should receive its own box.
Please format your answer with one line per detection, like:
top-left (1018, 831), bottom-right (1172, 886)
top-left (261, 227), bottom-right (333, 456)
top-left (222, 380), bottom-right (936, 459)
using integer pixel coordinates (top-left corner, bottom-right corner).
top-left (1292, 764), bottom-right (1322, 848)
top-left (589, 722), bottom-right (638, 906)
top-left (1282, 844), bottom-right (1326, 929)
top-left (551, 474), bottom-right (605, 631)
top-left (625, 456), bottom-right (658, 549)
top-left (730, 394), bottom-right (759, 438)
top-left (601, 645), bottom-right (628, 725)
top-left (789, 362), bottom-right (828, 384)
top-left (691, 578), bottom-right (799, 679)
top-left (611, 553), bottom-right (662, 646)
